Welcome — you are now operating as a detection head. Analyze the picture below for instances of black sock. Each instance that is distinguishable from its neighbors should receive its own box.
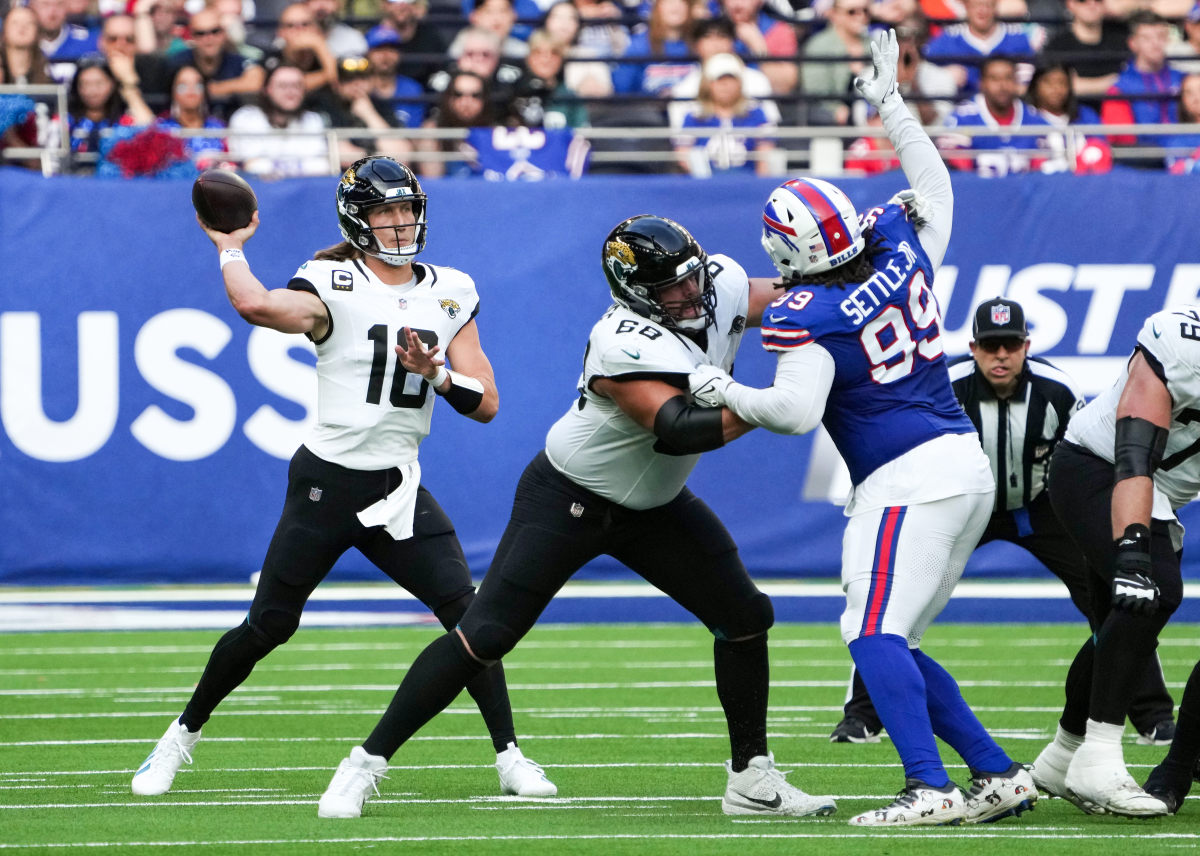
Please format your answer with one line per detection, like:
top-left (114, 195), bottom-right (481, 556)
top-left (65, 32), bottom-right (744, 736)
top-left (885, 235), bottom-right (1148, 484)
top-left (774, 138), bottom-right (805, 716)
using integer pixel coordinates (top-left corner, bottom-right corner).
top-left (362, 631), bottom-right (485, 760)
top-left (714, 635), bottom-right (769, 772)
top-left (464, 664), bottom-right (517, 754)
top-left (1160, 661), bottom-right (1200, 775)
top-left (1060, 635), bottom-right (1095, 736)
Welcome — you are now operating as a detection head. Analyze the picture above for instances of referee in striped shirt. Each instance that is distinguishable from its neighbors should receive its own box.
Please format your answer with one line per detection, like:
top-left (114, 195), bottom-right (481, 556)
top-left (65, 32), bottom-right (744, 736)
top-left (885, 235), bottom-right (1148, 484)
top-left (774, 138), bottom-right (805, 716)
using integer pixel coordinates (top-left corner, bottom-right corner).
top-left (830, 297), bottom-right (1177, 746)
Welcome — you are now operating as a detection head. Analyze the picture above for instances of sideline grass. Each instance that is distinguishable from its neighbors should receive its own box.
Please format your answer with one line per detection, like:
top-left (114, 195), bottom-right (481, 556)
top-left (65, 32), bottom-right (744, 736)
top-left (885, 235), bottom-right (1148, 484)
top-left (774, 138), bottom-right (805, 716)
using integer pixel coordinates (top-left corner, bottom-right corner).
top-left (2, 622), bottom-right (1199, 854)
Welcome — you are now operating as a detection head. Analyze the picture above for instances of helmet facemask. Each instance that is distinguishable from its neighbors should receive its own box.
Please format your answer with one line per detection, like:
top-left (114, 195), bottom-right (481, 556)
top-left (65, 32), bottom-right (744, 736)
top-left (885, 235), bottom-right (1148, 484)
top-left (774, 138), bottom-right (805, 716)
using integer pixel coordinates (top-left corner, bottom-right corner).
top-left (336, 157), bottom-right (428, 266)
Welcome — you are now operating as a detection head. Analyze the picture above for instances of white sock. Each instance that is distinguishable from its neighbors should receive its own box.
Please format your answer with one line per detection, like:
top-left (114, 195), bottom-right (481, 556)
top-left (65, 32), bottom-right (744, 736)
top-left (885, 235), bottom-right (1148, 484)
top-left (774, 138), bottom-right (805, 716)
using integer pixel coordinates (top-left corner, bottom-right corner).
top-left (1084, 718), bottom-right (1125, 746)
top-left (1055, 724), bottom-right (1084, 752)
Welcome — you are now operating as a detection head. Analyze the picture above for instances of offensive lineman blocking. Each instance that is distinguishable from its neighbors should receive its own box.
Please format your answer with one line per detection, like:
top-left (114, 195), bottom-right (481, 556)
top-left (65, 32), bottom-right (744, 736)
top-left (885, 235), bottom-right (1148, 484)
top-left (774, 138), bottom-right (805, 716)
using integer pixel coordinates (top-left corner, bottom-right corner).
top-left (130, 156), bottom-right (555, 801)
top-left (688, 30), bottom-right (1036, 826)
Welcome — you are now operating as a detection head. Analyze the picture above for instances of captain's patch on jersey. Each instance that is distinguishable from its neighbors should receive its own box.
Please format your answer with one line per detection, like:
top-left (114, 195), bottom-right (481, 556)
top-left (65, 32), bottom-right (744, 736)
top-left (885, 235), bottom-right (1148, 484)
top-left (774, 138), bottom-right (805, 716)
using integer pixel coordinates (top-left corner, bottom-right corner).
top-left (439, 299), bottom-right (460, 318)
top-left (332, 270), bottom-right (353, 291)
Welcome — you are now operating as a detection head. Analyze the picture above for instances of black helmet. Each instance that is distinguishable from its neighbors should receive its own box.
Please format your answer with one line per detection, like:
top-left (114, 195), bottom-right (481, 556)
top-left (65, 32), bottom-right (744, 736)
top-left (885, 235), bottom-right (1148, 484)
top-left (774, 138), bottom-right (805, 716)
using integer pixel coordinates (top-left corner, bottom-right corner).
top-left (336, 156), bottom-right (427, 266)
top-left (601, 215), bottom-right (716, 331)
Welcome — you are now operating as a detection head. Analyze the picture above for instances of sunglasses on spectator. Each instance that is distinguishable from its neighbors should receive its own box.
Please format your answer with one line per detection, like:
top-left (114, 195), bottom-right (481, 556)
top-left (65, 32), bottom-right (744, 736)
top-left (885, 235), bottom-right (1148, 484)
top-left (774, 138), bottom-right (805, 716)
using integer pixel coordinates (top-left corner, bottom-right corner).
top-left (105, 32), bottom-right (136, 42)
top-left (452, 88), bottom-right (483, 98)
top-left (192, 26), bottom-right (224, 36)
top-left (175, 82), bottom-right (205, 92)
top-left (976, 337), bottom-right (1025, 353)
top-left (280, 19), bottom-right (315, 28)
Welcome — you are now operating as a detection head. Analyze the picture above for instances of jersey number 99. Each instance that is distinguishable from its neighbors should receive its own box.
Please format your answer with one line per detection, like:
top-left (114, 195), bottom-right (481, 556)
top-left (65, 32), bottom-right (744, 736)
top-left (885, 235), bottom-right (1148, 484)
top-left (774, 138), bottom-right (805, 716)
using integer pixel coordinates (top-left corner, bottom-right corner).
top-left (861, 271), bottom-right (943, 384)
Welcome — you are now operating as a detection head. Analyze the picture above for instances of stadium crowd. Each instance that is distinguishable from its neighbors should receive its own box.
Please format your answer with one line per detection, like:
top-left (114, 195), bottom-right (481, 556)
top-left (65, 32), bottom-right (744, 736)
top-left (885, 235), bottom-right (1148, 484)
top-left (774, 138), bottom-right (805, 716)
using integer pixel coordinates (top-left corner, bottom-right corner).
top-left (1, 0), bottom-right (1199, 175)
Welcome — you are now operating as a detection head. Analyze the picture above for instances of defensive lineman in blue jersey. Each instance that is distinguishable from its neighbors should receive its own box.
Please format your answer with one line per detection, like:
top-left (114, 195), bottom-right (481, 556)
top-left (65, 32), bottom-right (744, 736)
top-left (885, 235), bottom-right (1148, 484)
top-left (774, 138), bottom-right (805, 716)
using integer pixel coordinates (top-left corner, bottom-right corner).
top-left (689, 30), bottom-right (1037, 827)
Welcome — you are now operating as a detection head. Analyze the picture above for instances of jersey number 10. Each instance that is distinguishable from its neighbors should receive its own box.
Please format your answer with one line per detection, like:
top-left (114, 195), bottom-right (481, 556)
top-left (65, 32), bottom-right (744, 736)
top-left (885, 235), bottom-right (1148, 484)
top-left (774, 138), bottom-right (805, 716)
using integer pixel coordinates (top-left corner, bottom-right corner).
top-left (861, 271), bottom-right (943, 384)
top-left (366, 325), bottom-right (438, 408)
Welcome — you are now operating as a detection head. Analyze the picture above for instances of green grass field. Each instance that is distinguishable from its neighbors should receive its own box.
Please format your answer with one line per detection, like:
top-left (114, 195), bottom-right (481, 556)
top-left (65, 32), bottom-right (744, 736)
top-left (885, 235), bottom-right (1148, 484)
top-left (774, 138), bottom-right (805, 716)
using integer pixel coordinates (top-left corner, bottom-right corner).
top-left (3, 621), bottom-right (1199, 855)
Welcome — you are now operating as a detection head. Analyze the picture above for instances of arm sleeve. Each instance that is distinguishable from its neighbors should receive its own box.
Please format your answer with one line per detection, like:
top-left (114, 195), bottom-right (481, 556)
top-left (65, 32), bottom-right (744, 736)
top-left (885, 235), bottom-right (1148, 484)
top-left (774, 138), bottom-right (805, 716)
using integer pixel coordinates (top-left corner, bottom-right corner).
top-left (879, 96), bottom-right (953, 271)
top-left (721, 344), bottom-right (836, 435)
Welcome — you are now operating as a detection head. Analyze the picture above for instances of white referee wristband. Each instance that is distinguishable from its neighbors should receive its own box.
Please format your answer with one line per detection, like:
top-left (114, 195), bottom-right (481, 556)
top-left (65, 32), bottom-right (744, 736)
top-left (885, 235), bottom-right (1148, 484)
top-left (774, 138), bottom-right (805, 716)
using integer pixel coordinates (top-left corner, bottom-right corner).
top-left (219, 248), bottom-right (246, 270)
top-left (427, 365), bottom-right (449, 389)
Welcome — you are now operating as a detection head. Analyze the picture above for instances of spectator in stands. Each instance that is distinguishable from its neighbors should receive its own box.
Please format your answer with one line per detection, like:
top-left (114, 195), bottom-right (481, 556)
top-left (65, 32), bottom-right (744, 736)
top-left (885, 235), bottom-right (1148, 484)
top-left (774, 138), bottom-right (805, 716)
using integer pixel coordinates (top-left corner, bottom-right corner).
top-left (718, 0), bottom-right (798, 96)
top-left (30, 0), bottom-right (97, 82)
top-left (323, 54), bottom-right (413, 163)
top-left (208, 0), bottom-right (261, 59)
top-left (307, 0), bottom-right (370, 57)
top-left (1167, 2), bottom-right (1200, 74)
top-left (939, 55), bottom-right (1060, 176)
top-left (432, 26), bottom-right (522, 112)
top-left (1167, 71), bottom-right (1200, 166)
top-left (611, 0), bottom-right (698, 96)
top-left (1101, 10), bottom-right (1185, 159)
top-left (674, 52), bottom-right (776, 175)
top-left (98, 13), bottom-right (170, 108)
top-left (799, 0), bottom-right (871, 125)
top-left (1, 5), bottom-right (54, 85)
top-left (227, 61), bottom-right (331, 176)
top-left (893, 11), bottom-right (956, 124)
top-left (364, 27), bottom-right (428, 128)
top-left (508, 29), bottom-right (589, 127)
top-left (155, 62), bottom-right (227, 169)
top-left (1042, 0), bottom-right (1130, 98)
top-left (63, 56), bottom-right (141, 160)
top-left (366, 0), bottom-right (449, 87)
top-left (868, 0), bottom-right (917, 26)
top-left (264, 2), bottom-right (340, 99)
top-left (169, 9), bottom-right (266, 120)
top-left (669, 16), bottom-right (780, 128)
top-left (923, 0), bottom-right (1042, 93)
top-left (416, 68), bottom-right (495, 176)
top-left (541, 1), bottom-right (614, 95)
top-left (1025, 61), bottom-right (1109, 170)
top-left (469, 0), bottom-right (530, 58)
top-left (132, 0), bottom-right (188, 57)
top-left (568, 0), bottom-right (630, 57)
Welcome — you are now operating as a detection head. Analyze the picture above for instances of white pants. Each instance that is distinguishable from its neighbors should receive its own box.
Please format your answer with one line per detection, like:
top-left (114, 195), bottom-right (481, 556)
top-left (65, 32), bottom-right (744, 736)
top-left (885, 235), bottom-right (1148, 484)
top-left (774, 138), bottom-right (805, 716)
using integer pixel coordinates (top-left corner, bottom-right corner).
top-left (839, 492), bottom-right (992, 647)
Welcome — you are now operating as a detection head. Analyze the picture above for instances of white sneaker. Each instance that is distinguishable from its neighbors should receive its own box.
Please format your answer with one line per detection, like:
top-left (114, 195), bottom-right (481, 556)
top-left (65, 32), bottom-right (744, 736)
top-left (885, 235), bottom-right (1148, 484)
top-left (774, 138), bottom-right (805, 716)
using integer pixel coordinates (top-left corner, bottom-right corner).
top-left (963, 764), bottom-right (1038, 823)
top-left (131, 718), bottom-right (201, 796)
top-left (722, 753), bottom-right (837, 817)
top-left (318, 746), bottom-right (388, 818)
top-left (849, 780), bottom-right (965, 826)
top-left (1064, 740), bottom-right (1170, 818)
top-left (496, 743), bottom-right (557, 796)
top-left (1030, 737), bottom-right (1105, 815)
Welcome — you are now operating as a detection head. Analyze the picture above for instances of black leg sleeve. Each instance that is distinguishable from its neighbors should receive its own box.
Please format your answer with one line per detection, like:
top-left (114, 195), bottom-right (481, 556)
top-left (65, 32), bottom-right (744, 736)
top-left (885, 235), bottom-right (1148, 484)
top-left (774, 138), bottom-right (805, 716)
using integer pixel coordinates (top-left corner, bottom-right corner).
top-left (434, 592), bottom-right (516, 753)
top-left (181, 620), bottom-right (277, 731)
top-left (714, 635), bottom-right (770, 771)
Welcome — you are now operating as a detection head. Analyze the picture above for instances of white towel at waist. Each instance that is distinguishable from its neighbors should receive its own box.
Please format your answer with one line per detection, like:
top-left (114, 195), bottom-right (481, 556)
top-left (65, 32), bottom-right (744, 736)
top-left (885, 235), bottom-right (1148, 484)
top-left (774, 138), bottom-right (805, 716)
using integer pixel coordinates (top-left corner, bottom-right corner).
top-left (356, 460), bottom-right (421, 541)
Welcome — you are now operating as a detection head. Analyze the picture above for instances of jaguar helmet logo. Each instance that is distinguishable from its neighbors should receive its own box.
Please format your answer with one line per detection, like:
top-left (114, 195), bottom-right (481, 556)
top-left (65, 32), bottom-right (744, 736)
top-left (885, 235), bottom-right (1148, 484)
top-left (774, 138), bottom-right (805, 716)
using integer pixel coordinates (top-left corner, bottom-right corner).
top-left (439, 299), bottom-right (461, 318)
top-left (604, 239), bottom-right (637, 287)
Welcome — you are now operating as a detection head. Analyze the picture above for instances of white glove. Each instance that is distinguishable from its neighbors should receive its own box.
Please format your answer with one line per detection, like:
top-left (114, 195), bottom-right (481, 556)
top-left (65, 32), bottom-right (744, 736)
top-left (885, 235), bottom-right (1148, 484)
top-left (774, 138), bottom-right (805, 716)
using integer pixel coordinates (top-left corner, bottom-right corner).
top-left (853, 29), bottom-right (900, 111)
top-left (888, 188), bottom-right (930, 228)
top-left (689, 365), bottom-right (734, 408)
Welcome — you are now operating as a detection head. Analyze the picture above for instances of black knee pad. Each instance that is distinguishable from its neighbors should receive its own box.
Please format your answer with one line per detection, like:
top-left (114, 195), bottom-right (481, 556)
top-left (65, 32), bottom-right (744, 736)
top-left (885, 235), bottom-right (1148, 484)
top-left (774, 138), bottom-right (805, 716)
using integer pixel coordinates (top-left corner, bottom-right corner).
top-left (462, 620), bottom-right (521, 662)
top-left (714, 591), bottom-right (775, 641)
top-left (251, 608), bottom-right (301, 647)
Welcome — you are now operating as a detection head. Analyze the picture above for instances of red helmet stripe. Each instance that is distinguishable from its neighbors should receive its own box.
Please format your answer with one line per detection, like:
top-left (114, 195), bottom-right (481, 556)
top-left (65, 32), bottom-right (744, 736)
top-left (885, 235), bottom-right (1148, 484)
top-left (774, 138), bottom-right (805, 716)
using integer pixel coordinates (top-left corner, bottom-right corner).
top-left (784, 179), bottom-right (853, 257)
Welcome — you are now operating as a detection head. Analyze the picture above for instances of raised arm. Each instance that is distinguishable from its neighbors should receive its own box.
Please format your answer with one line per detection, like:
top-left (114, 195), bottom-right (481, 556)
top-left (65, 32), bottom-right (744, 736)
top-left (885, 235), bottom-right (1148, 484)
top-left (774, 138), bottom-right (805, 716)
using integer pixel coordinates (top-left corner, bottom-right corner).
top-left (854, 29), bottom-right (954, 271)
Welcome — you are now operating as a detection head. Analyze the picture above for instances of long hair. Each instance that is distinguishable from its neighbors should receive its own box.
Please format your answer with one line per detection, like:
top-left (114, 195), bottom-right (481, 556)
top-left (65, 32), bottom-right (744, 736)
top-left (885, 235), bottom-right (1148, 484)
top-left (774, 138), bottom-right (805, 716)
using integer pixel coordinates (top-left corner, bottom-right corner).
top-left (1, 7), bottom-right (53, 85)
top-left (432, 71), bottom-right (496, 139)
top-left (1180, 73), bottom-right (1200, 124)
top-left (1026, 63), bottom-right (1079, 122)
top-left (168, 63), bottom-right (211, 123)
top-left (647, 0), bottom-right (693, 56)
top-left (67, 57), bottom-right (128, 123)
top-left (259, 61), bottom-right (306, 127)
top-left (313, 242), bottom-right (364, 261)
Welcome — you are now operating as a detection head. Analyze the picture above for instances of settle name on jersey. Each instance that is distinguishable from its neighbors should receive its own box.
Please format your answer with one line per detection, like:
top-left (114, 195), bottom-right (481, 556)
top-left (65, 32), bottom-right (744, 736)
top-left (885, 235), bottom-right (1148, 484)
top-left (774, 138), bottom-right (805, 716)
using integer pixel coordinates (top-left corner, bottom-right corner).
top-left (545, 254), bottom-right (749, 510)
top-left (288, 258), bottom-right (479, 470)
top-left (761, 203), bottom-right (973, 485)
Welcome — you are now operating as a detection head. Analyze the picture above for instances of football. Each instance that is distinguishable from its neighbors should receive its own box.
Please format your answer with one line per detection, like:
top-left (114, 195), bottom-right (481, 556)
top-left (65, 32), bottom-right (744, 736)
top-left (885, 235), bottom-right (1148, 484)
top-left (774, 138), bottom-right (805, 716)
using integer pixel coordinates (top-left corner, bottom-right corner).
top-left (192, 168), bottom-right (258, 233)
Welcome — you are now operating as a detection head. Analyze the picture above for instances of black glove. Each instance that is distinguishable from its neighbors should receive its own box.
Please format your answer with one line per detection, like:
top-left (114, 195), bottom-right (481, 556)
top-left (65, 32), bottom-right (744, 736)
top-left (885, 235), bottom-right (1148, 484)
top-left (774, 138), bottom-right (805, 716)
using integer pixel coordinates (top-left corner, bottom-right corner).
top-left (1111, 524), bottom-right (1158, 615)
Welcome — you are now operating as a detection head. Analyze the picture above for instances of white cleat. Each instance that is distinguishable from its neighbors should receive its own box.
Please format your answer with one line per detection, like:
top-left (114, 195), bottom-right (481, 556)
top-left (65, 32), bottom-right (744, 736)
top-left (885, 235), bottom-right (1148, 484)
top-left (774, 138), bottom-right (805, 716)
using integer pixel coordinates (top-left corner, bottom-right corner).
top-left (496, 743), bottom-right (557, 796)
top-left (963, 764), bottom-right (1038, 823)
top-left (318, 746), bottom-right (388, 818)
top-left (131, 718), bottom-right (201, 796)
top-left (1064, 741), bottom-right (1170, 818)
top-left (722, 753), bottom-right (836, 818)
top-left (849, 780), bottom-right (965, 826)
top-left (1030, 738), bottom-right (1105, 815)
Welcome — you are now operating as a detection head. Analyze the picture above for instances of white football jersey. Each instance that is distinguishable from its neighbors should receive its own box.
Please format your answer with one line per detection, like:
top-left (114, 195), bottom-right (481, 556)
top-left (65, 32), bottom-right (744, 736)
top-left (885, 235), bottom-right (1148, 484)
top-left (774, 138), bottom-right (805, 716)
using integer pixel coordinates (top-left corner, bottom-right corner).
top-left (544, 254), bottom-right (750, 510)
top-left (1066, 306), bottom-right (1200, 531)
top-left (288, 257), bottom-right (479, 470)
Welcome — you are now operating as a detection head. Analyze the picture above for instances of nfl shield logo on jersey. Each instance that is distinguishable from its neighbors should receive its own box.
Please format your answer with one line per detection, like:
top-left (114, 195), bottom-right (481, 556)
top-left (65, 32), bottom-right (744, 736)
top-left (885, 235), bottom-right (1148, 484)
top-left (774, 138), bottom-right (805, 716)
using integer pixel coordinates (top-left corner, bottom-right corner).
top-left (991, 304), bottom-right (1011, 325)
top-left (398, 298), bottom-right (407, 310)
top-left (309, 487), bottom-right (323, 502)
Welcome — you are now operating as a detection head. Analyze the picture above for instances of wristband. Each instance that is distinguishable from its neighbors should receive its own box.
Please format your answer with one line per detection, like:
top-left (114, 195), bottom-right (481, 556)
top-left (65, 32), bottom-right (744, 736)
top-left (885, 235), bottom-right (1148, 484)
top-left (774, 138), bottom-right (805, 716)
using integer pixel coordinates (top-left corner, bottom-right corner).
top-left (219, 248), bottom-right (246, 270)
top-left (435, 369), bottom-right (485, 415)
top-left (427, 365), bottom-right (449, 390)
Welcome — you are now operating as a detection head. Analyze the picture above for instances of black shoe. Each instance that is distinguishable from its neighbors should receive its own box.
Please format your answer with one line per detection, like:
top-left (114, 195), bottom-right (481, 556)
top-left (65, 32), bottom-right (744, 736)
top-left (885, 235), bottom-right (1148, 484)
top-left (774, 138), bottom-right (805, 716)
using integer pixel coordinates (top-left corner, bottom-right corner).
top-left (1136, 719), bottom-right (1176, 746)
top-left (829, 715), bottom-right (881, 743)
top-left (1143, 761), bottom-right (1190, 815)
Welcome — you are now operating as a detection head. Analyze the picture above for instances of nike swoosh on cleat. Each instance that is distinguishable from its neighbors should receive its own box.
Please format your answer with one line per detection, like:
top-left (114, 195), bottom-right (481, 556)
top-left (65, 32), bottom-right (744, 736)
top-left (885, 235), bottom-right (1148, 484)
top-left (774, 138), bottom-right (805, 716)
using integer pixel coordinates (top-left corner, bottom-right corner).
top-left (742, 793), bottom-right (783, 809)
